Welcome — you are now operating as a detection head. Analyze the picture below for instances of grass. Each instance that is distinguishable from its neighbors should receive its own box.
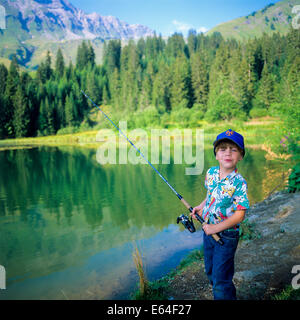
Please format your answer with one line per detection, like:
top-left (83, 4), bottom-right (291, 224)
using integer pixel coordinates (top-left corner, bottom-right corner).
top-left (131, 249), bottom-right (204, 300)
top-left (0, 117), bottom-right (283, 151)
top-left (131, 246), bottom-right (169, 300)
top-left (272, 285), bottom-right (300, 300)
top-left (239, 219), bottom-right (261, 241)
top-left (132, 247), bottom-right (149, 299)
top-left (176, 249), bottom-right (204, 271)
top-left (0, 129), bottom-right (103, 150)
top-left (206, 0), bottom-right (294, 41)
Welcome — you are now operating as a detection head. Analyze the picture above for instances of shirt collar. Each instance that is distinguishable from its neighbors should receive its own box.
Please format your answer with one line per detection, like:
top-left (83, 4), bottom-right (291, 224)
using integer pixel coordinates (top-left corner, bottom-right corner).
top-left (217, 166), bottom-right (238, 182)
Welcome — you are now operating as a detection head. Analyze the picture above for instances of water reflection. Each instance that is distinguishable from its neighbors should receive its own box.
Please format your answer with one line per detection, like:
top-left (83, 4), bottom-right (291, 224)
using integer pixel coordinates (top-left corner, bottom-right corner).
top-left (0, 146), bottom-right (290, 299)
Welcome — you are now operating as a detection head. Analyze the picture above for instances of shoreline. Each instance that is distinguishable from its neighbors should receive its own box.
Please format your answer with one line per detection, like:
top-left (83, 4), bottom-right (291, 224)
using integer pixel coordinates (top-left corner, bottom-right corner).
top-left (0, 117), bottom-right (282, 150)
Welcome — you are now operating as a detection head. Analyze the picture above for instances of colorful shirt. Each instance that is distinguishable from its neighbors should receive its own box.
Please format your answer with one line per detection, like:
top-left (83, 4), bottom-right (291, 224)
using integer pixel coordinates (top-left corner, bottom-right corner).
top-left (201, 166), bottom-right (250, 231)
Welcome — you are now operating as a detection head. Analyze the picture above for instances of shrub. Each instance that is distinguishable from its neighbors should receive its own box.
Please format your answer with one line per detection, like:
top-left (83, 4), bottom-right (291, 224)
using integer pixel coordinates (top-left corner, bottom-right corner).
top-left (56, 126), bottom-right (79, 135)
top-left (249, 107), bottom-right (268, 118)
top-left (206, 91), bottom-right (246, 121)
top-left (131, 106), bottom-right (161, 128)
top-left (239, 219), bottom-right (261, 240)
top-left (272, 285), bottom-right (300, 300)
top-left (287, 142), bottom-right (300, 193)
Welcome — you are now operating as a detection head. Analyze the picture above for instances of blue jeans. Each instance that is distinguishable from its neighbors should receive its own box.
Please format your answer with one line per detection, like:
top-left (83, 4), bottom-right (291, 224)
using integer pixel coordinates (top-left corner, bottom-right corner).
top-left (203, 230), bottom-right (239, 300)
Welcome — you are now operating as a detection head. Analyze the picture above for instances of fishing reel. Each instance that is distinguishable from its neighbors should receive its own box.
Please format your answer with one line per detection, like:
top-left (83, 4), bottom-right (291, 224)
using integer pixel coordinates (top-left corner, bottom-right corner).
top-left (176, 214), bottom-right (196, 233)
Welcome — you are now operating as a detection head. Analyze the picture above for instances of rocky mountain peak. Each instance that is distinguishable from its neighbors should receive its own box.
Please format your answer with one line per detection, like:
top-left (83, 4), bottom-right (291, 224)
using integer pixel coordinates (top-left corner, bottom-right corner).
top-left (1, 0), bottom-right (154, 40)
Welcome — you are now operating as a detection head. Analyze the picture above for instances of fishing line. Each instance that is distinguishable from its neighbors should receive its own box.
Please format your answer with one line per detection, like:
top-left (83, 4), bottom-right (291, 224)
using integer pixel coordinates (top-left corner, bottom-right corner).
top-left (81, 90), bottom-right (223, 245)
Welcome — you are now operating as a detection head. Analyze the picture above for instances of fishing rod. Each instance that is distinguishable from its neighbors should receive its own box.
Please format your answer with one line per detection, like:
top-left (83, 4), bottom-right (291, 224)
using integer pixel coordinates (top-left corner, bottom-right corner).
top-left (81, 90), bottom-right (223, 245)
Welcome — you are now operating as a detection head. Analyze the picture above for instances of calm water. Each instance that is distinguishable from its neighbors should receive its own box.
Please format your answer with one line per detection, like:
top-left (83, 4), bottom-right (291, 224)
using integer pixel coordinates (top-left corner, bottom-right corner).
top-left (0, 145), bottom-right (290, 299)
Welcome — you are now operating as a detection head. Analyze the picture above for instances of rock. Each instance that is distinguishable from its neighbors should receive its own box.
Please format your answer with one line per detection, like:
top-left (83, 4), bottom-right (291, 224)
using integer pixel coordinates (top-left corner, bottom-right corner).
top-left (234, 268), bottom-right (266, 282)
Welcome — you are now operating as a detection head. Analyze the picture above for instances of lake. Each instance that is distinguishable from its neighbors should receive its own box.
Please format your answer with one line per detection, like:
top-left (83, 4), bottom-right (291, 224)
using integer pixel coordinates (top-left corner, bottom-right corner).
top-left (0, 145), bottom-right (290, 299)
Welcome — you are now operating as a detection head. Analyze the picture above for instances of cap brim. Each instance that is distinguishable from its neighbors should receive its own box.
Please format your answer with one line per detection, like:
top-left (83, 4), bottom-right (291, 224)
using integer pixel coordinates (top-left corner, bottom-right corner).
top-left (213, 138), bottom-right (245, 156)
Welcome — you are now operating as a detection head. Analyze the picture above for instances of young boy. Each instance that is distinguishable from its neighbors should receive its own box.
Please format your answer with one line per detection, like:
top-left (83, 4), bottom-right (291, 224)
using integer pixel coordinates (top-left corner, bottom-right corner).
top-left (191, 129), bottom-right (250, 300)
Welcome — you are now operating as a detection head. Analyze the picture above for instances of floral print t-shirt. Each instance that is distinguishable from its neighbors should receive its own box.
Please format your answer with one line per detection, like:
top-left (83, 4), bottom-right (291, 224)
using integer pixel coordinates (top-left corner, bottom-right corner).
top-left (201, 166), bottom-right (250, 231)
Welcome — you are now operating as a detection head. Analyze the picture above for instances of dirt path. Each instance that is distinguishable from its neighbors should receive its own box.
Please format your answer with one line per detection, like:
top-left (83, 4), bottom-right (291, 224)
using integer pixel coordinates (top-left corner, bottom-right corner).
top-left (165, 191), bottom-right (300, 300)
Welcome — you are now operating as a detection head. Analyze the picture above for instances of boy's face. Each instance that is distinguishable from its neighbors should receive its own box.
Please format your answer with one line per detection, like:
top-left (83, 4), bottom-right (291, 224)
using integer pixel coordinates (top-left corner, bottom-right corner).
top-left (215, 142), bottom-right (243, 171)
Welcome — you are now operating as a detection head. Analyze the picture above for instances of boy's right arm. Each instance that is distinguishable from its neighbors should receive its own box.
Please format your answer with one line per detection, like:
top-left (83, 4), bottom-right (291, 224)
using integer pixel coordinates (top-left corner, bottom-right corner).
top-left (190, 197), bottom-right (206, 220)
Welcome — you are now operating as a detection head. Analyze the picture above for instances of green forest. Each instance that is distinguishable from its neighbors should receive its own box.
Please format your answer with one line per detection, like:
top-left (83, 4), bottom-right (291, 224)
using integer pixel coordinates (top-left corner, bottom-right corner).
top-left (0, 29), bottom-right (299, 143)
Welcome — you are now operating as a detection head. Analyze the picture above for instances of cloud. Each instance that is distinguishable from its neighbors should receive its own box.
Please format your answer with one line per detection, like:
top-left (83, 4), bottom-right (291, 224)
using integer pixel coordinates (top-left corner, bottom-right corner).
top-left (197, 26), bottom-right (209, 33)
top-left (172, 20), bottom-right (191, 33)
top-left (172, 20), bottom-right (208, 35)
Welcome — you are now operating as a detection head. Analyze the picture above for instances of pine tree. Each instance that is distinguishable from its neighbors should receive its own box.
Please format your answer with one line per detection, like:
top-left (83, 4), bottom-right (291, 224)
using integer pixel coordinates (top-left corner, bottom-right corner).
top-left (190, 52), bottom-right (209, 107)
top-left (76, 41), bottom-right (89, 70)
top-left (65, 92), bottom-right (76, 127)
top-left (108, 68), bottom-right (121, 109)
top-left (38, 97), bottom-right (55, 135)
top-left (254, 61), bottom-right (275, 110)
top-left (206, 43), bottom-right (232, 118)
top-left (87, 42), bottom-right (96, 68)
top-left (13, 84), bottom-right (30, 137)
top-left (120, 40), bottom-right (140, 111)
top-left (0, 64), bottom-right (8, 138)
top-left (4, 55), bottom-right (20, 137)
top-left (86, 70), bottom-right (100, 105)
top-left (37, 51), bottom-right (53, 83)
top-left (152, 63), bottom-right (171, 112)
top-left (170, 54), bottom-right (192, 110)
top-left (45, 51), bottom-right (53, 79)
top-left (65, 60), bottom-right (74, 80)
top-left (0, 94), bottom-right (7, 138)
top-left (0, 63), bottom-right (8, 95)
top-left (38, 99), bottom-right (48, 135)
top-left (187, 29), bottom-right (197, 57)
top-left (228, 47), bottom-right (252, 114)
top-left (56, 98), bottom-right (65, 129)
top-left (55, 48), bottom-right (65, 78)
top-left (166, 33), bottom-right (186, 60)
top-left (102, 84), bottom-right (110, 105)
top-left (282, 56), bottom-right (300, 134)
top-left (139, 73), bottom-right (152, 109)
top-left (5, 55), bottom-right (19, 98)
top-left (104, 39), bottom-right (121, 74)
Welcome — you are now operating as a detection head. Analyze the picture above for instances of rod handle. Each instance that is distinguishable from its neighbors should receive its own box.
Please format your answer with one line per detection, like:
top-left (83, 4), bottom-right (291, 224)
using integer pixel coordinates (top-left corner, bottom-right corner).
top-left (180, 198), bottom-right (224, 245)
top-left (180, 197), bottom-right (192, 211)
top-left (202, 221), bottom-right (224, 244)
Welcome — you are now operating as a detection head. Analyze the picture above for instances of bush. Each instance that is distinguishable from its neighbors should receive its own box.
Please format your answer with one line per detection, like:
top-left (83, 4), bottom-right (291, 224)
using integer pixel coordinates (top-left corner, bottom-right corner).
top-left (272, 285), bottom-right (300, 300)
top-left (131, 280), bottom-right (169, 300)
top-left (239, 219), bottom-right (261, 240)
top-left (268, 103), bottom-right (282, 117)
top-left (131, 106), bottom-right (161, 128)
top-left (170, 107), bottom-right (192, 125)
top-left (56, 126), bottom-right (79, 135)
top-left (249, 107), bottom-right (268, 118)
top-left (159, 112), bottom-right (170, 128)
top-left (288, 163), bottom-right (300, 193)
top-left (287, 142), bottom-right (300, 193)
top-left (206, 91), bottom-right (246, 121)
top-left (78, 121), bottom-right (92, 132)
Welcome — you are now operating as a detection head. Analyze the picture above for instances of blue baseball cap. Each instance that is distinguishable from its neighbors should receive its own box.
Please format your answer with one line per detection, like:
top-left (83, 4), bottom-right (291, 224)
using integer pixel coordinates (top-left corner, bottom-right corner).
top-left (213, 129), bottom-right (245, 157)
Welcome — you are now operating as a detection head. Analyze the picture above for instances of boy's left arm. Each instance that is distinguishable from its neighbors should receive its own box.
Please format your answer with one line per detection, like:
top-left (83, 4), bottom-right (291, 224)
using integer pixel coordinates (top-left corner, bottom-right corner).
top-left (202, 210), bottom-right (245, 235)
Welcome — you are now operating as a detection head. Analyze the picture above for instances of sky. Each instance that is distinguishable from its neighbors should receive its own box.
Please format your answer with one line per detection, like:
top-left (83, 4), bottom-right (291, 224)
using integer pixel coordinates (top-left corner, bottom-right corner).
top-left (69, 0), bottom-right (282, 36)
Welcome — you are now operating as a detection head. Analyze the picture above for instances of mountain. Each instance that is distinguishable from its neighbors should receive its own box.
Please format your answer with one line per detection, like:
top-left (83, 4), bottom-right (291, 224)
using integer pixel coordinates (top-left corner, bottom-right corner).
top-left (206, 0), bottom-right (298, 41)
top-left (0, 0), bottom-right (154, 67)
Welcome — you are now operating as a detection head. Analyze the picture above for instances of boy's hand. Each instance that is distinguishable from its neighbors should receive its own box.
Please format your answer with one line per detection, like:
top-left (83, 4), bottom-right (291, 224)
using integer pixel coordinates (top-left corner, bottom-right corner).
top-left (190, 206), bottom-right (203, 220)
top-left (202, 223), bottom-right (219, 235)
